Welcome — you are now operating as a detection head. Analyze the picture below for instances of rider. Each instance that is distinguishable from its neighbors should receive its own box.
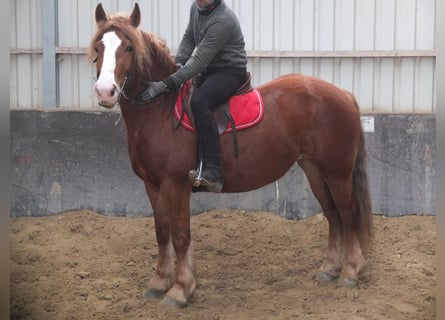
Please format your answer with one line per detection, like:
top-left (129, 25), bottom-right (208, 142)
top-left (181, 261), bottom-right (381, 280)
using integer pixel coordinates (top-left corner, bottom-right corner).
top-left (135, 0), bottom-right (248, 193)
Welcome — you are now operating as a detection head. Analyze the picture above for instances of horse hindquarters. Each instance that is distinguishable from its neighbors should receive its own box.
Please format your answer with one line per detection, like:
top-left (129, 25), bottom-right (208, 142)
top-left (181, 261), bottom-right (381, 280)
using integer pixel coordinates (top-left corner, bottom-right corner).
top-left (295, 85), bottom-right (372, 286)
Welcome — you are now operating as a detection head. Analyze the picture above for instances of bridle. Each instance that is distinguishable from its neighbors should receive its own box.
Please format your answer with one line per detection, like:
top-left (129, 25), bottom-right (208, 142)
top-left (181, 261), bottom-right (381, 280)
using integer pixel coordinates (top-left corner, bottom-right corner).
top-left (92, 31), bottom-right (132, 109)
top-left (117, 75), bottom-right (130, 102)
top-left (93, 30), bottom-right (179, 113)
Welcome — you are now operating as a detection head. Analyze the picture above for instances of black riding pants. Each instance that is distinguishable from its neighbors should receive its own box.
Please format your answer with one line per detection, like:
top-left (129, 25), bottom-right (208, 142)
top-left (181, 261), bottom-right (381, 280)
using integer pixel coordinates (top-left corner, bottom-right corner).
top-left (190, 70), bottom-right (246, 117)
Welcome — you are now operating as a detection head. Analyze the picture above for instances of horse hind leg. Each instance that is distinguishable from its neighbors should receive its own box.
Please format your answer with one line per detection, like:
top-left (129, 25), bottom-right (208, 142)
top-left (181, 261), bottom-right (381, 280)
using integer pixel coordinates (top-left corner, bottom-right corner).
top-left (327, 178), bottom-right (366, 288)
top-left (298, 160), bottom-right (343, 283)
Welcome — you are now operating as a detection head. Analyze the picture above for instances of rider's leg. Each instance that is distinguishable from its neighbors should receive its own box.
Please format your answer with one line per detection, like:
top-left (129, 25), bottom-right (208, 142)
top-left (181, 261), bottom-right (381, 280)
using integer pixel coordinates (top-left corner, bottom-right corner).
top-left (190, 110), bottom-right (224, 192)
top-left (188, 69), bottom-right (246, 192)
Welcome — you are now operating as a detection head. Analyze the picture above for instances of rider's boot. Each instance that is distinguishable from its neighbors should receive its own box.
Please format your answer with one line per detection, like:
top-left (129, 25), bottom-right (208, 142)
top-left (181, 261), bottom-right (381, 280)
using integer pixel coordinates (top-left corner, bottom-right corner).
top-left (188, 111), bottom-right (224, 193)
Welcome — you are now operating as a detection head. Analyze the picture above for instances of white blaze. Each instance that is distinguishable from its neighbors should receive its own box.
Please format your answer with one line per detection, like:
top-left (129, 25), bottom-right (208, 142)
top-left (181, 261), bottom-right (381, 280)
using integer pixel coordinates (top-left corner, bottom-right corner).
top-left (97, 31), bottom-right (121, 87)
top-left (94, 31), bottom-right (122, 107)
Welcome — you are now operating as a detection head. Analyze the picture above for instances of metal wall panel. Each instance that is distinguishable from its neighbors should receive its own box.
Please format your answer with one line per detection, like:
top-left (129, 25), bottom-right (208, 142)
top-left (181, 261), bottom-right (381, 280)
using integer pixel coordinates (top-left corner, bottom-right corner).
top-left (10, 55), bottom-right (43, 108)
top-left (375, 0), bottom-right (396, 50)
top-left (11, 0), bottom-right (43, 108)
top-left (10, 0), bottom-right (436, 112)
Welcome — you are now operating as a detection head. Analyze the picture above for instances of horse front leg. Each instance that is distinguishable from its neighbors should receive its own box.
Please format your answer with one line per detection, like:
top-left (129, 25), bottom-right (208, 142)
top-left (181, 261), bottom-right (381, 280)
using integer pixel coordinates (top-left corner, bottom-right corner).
top-left (161, 182), bottom-right (195, 308)
top-left (144, 182), bottom-right (176, 298)
top-left (145, 180), bottom-right (195, 307)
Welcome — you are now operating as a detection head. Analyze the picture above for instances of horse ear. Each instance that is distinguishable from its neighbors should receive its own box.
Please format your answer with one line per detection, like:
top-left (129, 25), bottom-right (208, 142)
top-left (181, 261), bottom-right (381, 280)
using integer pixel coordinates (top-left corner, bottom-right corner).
top-left (95, 3), bottom-right (108, 25)
top-left (130, 3), bottom-right (141, 27)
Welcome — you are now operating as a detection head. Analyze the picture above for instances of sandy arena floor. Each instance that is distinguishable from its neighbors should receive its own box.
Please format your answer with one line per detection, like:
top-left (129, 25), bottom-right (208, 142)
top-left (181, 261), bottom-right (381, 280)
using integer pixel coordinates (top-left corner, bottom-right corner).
top-left (10, 209), bottom-right (436, 320)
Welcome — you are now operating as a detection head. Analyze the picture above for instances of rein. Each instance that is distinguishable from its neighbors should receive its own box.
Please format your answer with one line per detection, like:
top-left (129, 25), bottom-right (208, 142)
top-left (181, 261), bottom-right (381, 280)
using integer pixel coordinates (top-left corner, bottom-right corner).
top-left (171, 83), bottom-right (187, 130)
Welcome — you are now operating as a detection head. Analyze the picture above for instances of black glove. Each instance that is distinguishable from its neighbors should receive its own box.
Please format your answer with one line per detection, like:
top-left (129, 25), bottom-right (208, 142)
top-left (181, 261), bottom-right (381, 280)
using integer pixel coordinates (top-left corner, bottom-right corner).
top-left (135, 81), bottom-right (168, 104)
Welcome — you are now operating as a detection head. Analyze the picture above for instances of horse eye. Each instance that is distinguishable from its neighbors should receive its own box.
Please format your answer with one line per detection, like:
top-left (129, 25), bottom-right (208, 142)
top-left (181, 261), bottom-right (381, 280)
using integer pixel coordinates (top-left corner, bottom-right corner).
top-left (126, 46), bottom-right (133, 52)
top-left (95, 46), bottom-right (99, 53)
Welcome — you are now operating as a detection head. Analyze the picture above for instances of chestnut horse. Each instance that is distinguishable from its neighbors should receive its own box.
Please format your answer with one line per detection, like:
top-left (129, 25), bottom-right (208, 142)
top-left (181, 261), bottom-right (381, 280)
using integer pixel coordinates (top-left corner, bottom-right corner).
top-left (90, 3), bottom-right (372, 307)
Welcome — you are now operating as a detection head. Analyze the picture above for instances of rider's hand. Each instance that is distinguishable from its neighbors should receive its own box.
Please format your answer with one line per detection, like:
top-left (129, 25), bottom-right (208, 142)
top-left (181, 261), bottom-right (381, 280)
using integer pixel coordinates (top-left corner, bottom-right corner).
top-left (135, 81), bottom-right (168, 104)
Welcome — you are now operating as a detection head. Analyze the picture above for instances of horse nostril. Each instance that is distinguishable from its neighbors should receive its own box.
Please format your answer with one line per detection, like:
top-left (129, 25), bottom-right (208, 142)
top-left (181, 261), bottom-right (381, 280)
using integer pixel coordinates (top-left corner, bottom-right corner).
top-left (110, 84), bottom-right (118, 97)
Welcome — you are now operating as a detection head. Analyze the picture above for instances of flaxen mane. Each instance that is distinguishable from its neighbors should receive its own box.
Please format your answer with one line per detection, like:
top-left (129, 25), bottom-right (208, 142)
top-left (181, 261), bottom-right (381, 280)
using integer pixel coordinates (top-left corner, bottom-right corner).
top-left (140, 31), bottom-right (175, 78)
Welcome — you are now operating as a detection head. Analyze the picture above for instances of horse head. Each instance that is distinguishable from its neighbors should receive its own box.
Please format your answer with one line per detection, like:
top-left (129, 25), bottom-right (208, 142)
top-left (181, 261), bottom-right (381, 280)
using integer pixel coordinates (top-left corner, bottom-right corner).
top-left (90, 3), bottom-right (176, 109)
top-left (89, 3), bottom-right (143, 108)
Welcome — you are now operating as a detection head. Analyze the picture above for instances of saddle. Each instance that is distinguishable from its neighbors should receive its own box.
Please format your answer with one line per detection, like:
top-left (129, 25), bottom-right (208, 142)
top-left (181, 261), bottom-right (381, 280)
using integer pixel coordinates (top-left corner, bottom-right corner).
top-left (173, 72), bottom-right (264, 158)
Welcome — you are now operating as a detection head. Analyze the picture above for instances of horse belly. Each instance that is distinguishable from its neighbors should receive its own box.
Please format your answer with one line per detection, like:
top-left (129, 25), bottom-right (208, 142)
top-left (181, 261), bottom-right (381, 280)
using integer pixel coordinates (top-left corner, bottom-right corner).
top-left (221, 122), bottom-right (301, 193)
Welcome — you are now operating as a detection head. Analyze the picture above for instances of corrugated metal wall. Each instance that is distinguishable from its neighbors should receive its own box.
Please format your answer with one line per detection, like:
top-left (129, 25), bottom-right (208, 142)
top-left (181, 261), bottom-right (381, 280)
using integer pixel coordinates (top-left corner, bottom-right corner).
top-left (10, 0), bottom-right (436, 112)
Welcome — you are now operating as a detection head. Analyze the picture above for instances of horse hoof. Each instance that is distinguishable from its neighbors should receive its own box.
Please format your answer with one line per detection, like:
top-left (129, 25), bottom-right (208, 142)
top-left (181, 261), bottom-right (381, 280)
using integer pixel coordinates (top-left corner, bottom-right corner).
top-left (337, 277), bottom-right (359, 288)
top-left (317, 272), bottom-right (339, 283)
top-left (161, 296), bottom-right (187, 308)
top-left (144, 288), bottom-right (166, 299)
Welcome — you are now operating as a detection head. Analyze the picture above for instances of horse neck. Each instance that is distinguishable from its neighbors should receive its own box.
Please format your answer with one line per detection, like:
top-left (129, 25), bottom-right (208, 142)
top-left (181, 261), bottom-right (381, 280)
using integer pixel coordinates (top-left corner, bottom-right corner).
top-left (119, 92), bottom-right (176, 131)
top-left (118, 74), bottom-right (176, 135)
top-left (119, 35), bottom-right (177, 130)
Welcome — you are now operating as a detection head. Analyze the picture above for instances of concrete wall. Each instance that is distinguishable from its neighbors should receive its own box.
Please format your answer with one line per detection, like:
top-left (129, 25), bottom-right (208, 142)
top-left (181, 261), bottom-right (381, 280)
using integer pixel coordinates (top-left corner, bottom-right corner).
top-left (10, 110), bottom-right (435, 218)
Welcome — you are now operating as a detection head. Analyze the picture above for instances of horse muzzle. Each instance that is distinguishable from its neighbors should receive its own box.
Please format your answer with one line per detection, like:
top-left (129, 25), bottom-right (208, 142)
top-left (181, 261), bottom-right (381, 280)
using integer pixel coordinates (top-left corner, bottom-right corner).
top-left (94, 82), bottom-right (120, 109)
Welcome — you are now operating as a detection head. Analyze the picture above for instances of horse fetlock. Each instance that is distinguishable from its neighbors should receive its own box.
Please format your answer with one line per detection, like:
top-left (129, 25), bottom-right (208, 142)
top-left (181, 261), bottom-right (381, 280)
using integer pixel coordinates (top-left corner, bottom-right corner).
top-left (146, 274), bottom-right (173, 296)
top-left (176, 273), bottom-right (196, 298)
top-left (343, 254), bottom-right (365, 276)
top-left (317, 262), bottom-right (341, 284)
top-left (320, 260), bottom-right (341, 276)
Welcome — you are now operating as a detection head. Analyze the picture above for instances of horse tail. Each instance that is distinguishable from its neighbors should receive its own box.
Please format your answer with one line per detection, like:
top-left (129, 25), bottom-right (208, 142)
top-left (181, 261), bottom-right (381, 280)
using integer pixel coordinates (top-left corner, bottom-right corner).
top-left (349, 92), bottom-right (373, 252)
top-left (354, 129), bottom-right (373, 251)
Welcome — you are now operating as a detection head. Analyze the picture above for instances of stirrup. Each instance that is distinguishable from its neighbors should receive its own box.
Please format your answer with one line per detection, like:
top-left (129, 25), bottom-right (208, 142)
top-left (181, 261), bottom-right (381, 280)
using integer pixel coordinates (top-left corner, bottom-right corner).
top-left (189, 170), bottom-right (223, 193)
top-left (188, 160), bottom-right (204, 187)
top-left (188, 170), bottom-right (201, 188)
top-left (188, 160), bottom-right (223, 193)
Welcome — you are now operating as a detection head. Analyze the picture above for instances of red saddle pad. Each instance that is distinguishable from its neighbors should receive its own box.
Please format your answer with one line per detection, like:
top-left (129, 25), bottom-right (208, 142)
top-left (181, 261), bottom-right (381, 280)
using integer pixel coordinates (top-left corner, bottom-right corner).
top-left (174, 81), bottom-right (264, 134)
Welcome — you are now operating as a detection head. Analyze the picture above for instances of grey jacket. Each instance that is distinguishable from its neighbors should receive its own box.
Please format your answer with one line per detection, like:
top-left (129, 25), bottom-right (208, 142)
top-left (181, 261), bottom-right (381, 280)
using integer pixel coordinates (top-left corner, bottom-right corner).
top-left (164, 1), bottom-right (247, 89)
